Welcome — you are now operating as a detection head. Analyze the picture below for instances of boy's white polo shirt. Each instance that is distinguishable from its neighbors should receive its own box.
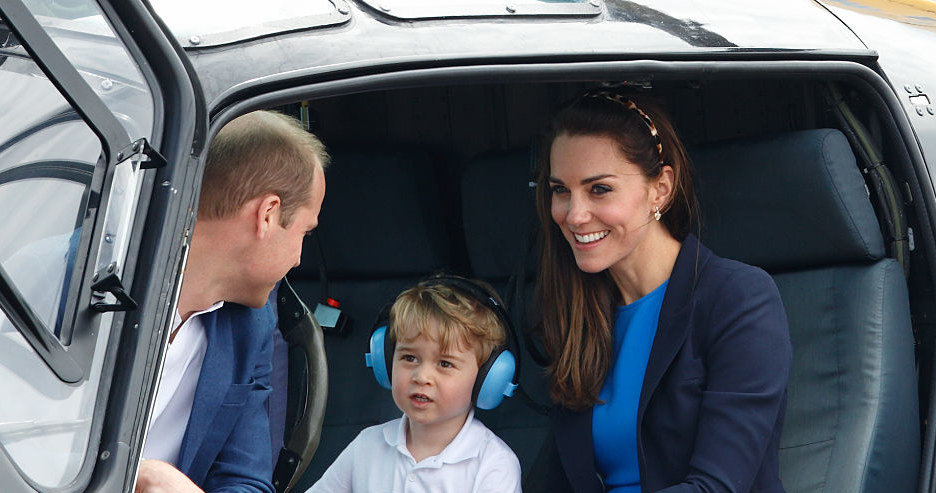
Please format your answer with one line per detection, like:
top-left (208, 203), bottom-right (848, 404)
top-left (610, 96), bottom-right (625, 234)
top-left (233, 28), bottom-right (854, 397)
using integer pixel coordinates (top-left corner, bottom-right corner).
top-left (308, 409), bottom-right (521, 493)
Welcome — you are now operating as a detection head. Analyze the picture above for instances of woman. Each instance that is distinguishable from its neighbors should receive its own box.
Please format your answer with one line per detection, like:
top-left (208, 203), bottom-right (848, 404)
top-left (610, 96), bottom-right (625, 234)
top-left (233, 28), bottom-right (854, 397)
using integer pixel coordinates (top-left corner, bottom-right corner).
top-left (527, 89), bottom-right (792, 493)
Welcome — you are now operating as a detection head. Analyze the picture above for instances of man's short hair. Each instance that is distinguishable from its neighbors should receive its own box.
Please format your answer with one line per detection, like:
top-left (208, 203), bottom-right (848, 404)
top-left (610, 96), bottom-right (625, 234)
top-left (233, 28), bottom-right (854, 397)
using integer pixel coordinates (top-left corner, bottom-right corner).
top-left (199, 110), bottom-right (329, 226)
top-left (388, 280), bottom-right (506, 366)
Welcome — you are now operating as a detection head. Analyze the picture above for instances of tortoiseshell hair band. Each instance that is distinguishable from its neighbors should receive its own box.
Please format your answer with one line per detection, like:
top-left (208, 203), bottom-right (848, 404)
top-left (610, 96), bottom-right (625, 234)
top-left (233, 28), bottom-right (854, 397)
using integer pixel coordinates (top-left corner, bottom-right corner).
top-left (583, 90), bottom-right (664, 166)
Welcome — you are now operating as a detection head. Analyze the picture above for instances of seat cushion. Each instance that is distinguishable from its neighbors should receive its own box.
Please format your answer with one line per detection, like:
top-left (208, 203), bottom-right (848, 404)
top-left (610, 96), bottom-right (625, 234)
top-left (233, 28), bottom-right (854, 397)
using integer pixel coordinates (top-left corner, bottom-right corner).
top-left (693, 129), bottom-right (885, 272)
top-left (295, 147), bottom-right (452, 278)
top-left (461, 148), bottom-right (538, 281)
top-left (774, 259), bottom-right (918, 492)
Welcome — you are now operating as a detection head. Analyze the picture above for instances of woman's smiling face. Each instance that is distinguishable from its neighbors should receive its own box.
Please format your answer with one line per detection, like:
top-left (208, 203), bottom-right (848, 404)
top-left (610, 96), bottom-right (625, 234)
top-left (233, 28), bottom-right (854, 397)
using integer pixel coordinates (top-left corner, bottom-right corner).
top-left (549, 133), bottom-right (663, 275)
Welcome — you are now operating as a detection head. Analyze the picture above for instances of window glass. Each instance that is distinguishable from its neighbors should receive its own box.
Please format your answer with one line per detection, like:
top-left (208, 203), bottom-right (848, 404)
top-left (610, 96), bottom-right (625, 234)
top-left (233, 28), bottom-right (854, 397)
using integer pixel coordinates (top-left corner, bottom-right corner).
top-left (0, 0), bottom-right (156, 487)
top-left (357, 0), bottom-right (599, 20)
top-left (0, 49), bottom-right (104, 491)
top-left (23, 0), bottom-right (154, 141)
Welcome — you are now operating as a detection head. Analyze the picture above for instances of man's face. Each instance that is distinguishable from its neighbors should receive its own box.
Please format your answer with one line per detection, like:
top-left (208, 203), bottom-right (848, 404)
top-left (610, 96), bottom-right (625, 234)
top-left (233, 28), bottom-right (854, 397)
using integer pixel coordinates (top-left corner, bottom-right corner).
top-left (242, 164), bottom-right (326, 307)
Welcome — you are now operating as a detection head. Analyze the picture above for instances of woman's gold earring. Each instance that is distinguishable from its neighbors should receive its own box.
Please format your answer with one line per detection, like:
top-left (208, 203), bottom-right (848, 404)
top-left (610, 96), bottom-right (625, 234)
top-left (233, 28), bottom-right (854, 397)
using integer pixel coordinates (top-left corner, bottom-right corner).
top-left (653, 207), bottom-right (662, 221)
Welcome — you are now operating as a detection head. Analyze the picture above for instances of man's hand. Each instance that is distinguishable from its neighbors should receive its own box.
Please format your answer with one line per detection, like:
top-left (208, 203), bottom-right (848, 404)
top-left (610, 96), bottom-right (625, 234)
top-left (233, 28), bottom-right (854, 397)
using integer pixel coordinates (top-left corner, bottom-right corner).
top-left (135, 459), bottom-right (205, 493)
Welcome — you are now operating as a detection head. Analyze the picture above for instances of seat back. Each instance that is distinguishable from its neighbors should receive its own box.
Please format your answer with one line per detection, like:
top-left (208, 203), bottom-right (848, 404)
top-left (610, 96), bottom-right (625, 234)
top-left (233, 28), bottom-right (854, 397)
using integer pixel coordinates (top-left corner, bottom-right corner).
top-left (289, 146), bottom-right (454, 489)
top-left (460, 148), bottom-right (551, 479)
top-left (692, 129), bottom-right (919, 493)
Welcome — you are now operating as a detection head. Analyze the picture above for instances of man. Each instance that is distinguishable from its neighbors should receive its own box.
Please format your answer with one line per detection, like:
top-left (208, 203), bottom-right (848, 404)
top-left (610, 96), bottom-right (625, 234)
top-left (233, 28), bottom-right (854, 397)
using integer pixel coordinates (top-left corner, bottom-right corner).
top-left (135, 110), bottom-right (328, 493)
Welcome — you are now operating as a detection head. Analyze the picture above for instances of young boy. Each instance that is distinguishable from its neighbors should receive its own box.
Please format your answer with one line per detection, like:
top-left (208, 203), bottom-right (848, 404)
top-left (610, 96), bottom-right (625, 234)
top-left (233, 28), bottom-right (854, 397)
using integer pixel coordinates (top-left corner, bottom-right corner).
top-left (307, 277), bottom-right (522, 492)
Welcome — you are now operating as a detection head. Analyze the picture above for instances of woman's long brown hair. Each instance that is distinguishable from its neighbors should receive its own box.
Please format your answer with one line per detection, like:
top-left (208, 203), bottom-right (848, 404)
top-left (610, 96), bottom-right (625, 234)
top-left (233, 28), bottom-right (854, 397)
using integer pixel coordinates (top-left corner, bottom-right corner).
top-left (534, 90), bottom-right (697, 411)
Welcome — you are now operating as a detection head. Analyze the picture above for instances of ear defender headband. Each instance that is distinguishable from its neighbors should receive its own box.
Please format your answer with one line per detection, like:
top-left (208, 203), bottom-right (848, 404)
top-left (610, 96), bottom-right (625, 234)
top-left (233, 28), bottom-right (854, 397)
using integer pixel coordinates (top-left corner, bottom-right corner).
top-left (583, 90), bottom-right (665, 166)
top-left (364, 276), bottom-right (519, 410)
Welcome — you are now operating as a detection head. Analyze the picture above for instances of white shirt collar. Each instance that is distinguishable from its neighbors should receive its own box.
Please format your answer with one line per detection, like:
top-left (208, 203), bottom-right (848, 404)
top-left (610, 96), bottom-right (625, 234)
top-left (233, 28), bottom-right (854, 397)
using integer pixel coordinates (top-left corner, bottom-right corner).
top-left (383, 409), bottom-right (485, 465)
top-left (170, 301), bottom-right (224, 341)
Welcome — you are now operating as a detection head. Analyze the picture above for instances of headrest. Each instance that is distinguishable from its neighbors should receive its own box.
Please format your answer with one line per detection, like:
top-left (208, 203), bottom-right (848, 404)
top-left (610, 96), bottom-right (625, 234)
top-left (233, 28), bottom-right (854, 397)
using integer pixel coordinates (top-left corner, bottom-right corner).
top-left (693, 129), bottom-right (884, 271)
top-left (296, 147), bottom-right (451, 278)
top-left (461, 149), bottom-right (538, 280)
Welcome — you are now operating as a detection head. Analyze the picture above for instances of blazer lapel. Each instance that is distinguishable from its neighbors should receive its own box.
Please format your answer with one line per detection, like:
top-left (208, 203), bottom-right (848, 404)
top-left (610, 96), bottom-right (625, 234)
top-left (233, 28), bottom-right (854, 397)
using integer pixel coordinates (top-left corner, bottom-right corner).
top-left (554, 407), bottom-right (604, 493)
top-left (638, 235), bottom-right (708, 421)
top-left (176, 309), bottom-right (233, 475)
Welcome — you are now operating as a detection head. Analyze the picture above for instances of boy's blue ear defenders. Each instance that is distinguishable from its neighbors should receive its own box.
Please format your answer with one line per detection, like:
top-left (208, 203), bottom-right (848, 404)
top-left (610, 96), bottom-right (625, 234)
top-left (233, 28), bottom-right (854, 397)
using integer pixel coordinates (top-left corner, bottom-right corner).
top-left (364, 276), bottom-right (519, 410)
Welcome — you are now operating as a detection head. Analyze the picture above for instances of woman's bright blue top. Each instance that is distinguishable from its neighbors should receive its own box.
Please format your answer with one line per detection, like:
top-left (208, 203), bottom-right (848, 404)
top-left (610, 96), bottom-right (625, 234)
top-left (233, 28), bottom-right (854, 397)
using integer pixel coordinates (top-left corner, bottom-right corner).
top-left (592, 279), bottom-right (668, 493)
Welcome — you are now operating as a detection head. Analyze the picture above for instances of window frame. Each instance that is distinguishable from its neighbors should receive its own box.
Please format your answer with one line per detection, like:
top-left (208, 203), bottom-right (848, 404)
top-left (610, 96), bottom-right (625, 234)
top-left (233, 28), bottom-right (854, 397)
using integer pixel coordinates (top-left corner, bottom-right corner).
top-left (0, 0), bottom-right (134, 383)
top-left (0, 0), bottom-right (206, 490)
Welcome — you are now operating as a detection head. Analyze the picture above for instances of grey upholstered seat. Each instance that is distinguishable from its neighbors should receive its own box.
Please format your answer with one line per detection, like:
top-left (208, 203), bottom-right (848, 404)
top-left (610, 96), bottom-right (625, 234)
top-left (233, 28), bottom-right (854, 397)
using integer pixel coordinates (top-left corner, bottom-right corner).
top-left (693, 129), bottom-right (919, 493)
top-left (460, 148), bottom-right (551, 479)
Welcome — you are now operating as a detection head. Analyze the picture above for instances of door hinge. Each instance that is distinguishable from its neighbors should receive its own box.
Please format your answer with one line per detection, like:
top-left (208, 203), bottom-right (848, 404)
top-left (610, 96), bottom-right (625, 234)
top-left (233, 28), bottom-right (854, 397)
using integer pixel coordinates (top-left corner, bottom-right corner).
top-left (116, 138), bottom-right (166, 169)
top-left (90, 263), bottom-right (138, 312)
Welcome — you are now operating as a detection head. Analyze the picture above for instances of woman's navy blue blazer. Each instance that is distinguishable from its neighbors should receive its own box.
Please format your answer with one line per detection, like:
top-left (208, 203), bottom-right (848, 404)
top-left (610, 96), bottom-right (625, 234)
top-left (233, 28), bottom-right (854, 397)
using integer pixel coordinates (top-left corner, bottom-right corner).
top-left (528, 234), bottom-right (792, 493)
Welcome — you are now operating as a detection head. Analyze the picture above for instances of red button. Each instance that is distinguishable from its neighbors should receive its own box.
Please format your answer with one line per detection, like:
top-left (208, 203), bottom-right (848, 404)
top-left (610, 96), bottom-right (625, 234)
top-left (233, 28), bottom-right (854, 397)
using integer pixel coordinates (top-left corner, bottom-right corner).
top-left (326, 297), bottom-right (340, 308)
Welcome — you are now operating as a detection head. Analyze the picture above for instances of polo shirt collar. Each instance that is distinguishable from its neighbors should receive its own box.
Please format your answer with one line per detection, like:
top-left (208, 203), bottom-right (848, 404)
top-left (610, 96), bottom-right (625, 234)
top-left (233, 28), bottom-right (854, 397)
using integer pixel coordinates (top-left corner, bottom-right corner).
top-left (383, 409), bottom-right (484, 465)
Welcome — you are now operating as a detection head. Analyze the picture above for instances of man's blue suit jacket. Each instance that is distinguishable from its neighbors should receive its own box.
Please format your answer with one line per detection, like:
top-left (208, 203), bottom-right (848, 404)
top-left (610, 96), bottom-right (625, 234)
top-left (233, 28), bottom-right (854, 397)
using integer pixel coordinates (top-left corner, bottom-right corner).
top-left (528, 235), bottom-right (792, 493)
top-left (175, 301), bottom-right (277, 493)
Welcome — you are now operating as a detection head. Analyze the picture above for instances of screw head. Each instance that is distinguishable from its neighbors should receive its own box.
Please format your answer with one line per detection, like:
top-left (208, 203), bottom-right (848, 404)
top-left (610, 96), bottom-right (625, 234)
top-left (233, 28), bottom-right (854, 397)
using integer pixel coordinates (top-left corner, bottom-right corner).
top-left (189, 35), bottom-right (201, 46)
top-left (929, 106), bottom-right (935, 115)
top-left (100, 79), bottom-right (113, 91)
top-left (506, 4), bottom-right (516, 13)
top-left (917, 107), bottom-right (926, 116)
top-left (905, 84), bottom-right (914, 93)
top-left (916, 84), bottom-right (924, 93)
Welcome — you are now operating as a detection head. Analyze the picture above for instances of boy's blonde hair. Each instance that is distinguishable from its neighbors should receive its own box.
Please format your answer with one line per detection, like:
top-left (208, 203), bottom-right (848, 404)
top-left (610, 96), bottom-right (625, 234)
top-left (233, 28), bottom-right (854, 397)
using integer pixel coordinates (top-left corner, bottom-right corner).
top-left (389, 279), bottom-right (507, 365)
top-left (199, 110), bottom-right (329, 227)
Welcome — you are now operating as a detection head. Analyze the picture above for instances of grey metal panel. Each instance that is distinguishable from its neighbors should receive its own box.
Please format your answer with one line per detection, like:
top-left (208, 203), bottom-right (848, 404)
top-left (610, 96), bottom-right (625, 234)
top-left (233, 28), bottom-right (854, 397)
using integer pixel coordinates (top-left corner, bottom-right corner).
top-left (185, 0), bottom-right (867, 105)
top-left (820, 2), bottom-right (936, 199)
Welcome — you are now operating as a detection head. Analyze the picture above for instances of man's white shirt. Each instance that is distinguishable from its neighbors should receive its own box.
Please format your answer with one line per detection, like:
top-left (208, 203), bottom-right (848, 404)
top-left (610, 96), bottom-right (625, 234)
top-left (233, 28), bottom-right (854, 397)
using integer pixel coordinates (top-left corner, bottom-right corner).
top-left (141, 301), bottom-right (224, 464)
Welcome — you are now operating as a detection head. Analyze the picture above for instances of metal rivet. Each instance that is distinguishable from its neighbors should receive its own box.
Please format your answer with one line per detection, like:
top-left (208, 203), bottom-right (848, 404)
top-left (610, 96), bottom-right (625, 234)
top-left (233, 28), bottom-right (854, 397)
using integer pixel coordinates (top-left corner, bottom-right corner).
top-left (506, 4), bottom-right (516, 13)
top-left (162, 180), bottom-right (171, 187)
top-left (280, 296), bottom-right (287, 303)
top-left (132, 141), bottom-right (140, 152)
top-left (916, 84), bottom-right (924, 93)
top-left (294, 311), bottom-right (302, 319)
top-left (92, 273), bottom-right (99, 282)
top-left (917, 107), bottom-right (926, 116)
top-left (189, 35), bottom-right (201, 46)
top-left (100, 79), bottom-right (113, 91)
top-left (104, 233), bottom-right (114, 243)
top-left (905, 85), bottom-right (913, 93)
top-left (929, 106), bottom-right (935, 115)
top-left (107, 262), bottom-right (116, 273)
top-left (116, 152), bottom-right (123, 161)
top-left (100, 450), bottom-right (110, 461)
